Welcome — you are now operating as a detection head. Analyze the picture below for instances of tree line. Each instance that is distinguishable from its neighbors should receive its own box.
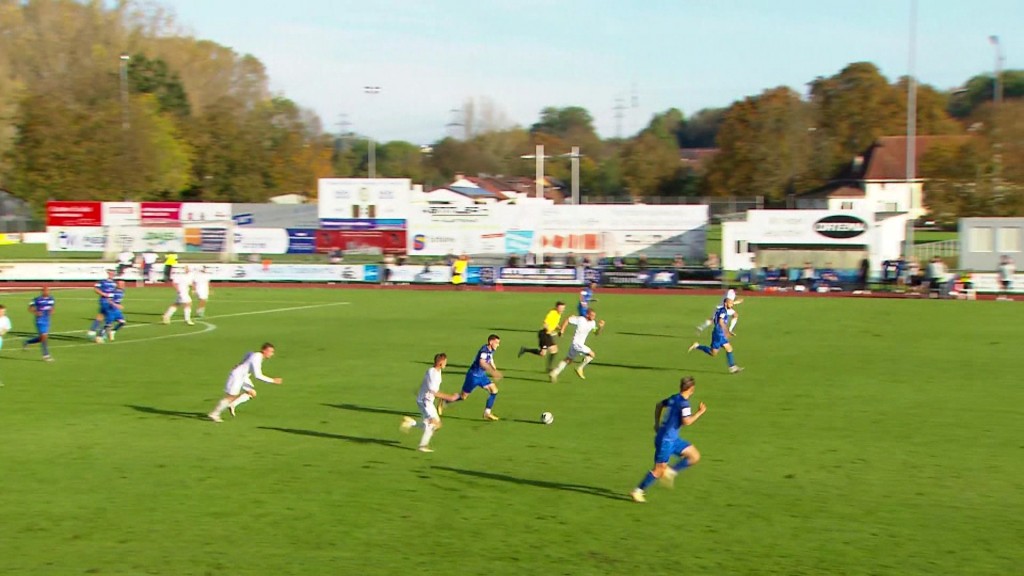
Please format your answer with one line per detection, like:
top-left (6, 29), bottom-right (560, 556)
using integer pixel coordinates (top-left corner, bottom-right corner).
top-left (1, 0), bottom-right (1021, 222)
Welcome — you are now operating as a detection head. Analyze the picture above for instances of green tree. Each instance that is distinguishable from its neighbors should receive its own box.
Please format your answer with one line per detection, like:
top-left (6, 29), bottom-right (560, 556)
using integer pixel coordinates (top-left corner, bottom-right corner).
top-left (127, 52), bottom-right (191, 117)
top-left (703, 87), bottom-right (814, 200)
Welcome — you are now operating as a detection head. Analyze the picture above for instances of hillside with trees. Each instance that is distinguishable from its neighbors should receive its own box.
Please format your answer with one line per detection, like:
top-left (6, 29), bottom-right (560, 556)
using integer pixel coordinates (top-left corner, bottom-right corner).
top-left (1, 0), bottom-right (1021, 221)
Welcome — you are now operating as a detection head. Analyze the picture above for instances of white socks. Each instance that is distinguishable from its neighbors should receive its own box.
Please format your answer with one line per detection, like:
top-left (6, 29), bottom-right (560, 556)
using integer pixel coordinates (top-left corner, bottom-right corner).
top-left (229, 394), bottom-right (251, 410)
top-left (419, 422), bottom-right (435, 447)
top-left (582, 356), bottom-right (594, 367)
top-left (211, 398), bottom-right (230, 416)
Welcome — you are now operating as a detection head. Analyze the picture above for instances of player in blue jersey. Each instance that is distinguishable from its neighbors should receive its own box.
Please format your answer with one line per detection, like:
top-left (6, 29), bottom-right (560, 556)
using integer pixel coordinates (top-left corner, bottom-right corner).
top-left (24, 286), bottom-right (55, 361)
top-left (97, 280), bottom-right (127, 343)
top-left (696, 288), bottom-right (742, 335)
top-left (630, 376), bottom-right (706, 503)
top-left (88, 268), bottom-right (117, 337)
top-left (688, 299), bottom-right (742, 374)
top-left (439, 334), bottom-right (503, 421)
top-left (577, 282), bottom-right (598, 317)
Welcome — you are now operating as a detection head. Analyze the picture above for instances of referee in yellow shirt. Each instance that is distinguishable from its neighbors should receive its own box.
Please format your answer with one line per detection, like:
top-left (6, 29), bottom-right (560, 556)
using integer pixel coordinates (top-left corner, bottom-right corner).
top-left (518, 301), bottom-right (566, 371)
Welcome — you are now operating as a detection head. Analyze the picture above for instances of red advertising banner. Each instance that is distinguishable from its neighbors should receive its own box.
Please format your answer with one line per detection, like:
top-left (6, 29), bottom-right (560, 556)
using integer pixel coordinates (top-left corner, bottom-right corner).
top-left (46, 201), bottom-right (103, 226)
top-left (140, 202), bottom-right (182, 224)
top-left (315, 230), bottom-right (407, 255)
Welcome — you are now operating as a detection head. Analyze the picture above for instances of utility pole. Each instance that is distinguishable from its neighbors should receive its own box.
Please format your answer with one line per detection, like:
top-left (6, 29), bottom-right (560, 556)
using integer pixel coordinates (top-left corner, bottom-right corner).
top-left (364, 86), bottom-right (381, 178)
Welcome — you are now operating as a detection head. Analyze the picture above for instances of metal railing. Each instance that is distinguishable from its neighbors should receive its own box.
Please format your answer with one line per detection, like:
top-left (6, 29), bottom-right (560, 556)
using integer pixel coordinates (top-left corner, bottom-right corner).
top-left (913, 239), bottom-right (959, 260)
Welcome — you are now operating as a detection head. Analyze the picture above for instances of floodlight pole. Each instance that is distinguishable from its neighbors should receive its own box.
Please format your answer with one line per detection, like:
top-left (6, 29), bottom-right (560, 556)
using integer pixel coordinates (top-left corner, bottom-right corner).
top-left (364, 85), bottom-right (381, 178)
top-left (904, 0), bottom-right (918, 262)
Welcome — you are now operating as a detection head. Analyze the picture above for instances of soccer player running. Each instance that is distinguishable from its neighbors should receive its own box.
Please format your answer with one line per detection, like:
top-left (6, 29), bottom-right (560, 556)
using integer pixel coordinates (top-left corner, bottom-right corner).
top-left (24, 287), bottom-right (55, 362)
top-left (578, 282), bottom-right (598, 317)
top-left (0, 305), bottom-right (11, 351)
top-left (400, 353), bottom-right (460, 452)
top-left (97, 280), bottom-right (127, 343)
top-left (440, 334), bottom-right (503, 421)
top-left (208, 343), bottom-right (283, 422)
top-left (549, 308), bottom-right (604, 382)
top-left (696, 288), bottom-right (742, 335)
top-left (518, 301), bottom-right (566, 372)
top-left (630, 376), bottom-right (706, 503)
top-left (689, 299), bottom-right (742, 374)
top-left (162, 266), bottom-right (195, 326)
top-left (88, 268), bottom-right (117, 337)
top-left (193, 265), bottom-right (212, 317)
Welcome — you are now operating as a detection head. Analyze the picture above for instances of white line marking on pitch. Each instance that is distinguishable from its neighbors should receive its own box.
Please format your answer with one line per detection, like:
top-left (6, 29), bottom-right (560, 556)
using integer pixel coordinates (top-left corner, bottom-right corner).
top-left (51, 321), bottom-right (219, 349)
top-left (30, 301), bottom-right (351, 339)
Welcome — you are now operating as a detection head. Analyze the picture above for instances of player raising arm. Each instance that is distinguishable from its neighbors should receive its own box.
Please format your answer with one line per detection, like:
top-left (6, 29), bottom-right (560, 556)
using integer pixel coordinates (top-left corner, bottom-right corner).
top-left (208, 343), bottom-right (283, 422)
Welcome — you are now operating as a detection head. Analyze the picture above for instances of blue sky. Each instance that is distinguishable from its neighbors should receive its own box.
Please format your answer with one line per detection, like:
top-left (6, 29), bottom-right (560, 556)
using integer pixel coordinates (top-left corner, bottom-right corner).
top-left (163, 0), bottom-right (1021, 144)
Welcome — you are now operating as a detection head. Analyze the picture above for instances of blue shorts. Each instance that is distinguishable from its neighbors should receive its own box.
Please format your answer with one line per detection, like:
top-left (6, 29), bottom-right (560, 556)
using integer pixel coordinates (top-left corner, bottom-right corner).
top-left (654, 436), bottom-right (692, 464)
top-left (711, 330), bottom-right (729, 350)
top-left (105, 310), bottom-right (125, 324)
top-left (36, 320), bottom-right (50, 335)
top-left (462, 373), bottom-right (492, 394)
top-left (577, 303), bottom-right (589, 316)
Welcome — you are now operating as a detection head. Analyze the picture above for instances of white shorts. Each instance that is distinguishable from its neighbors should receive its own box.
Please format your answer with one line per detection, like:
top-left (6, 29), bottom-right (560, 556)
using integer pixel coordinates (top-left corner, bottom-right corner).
top-left (195, 288), bottom-right (209, 301)
top-left (175, 292), bottom-right (192, 305)
top-left (417, 399), bottom-right (439, 421)
top-left (568, 343), bottom-right (593, 360)
top-left (224, 375), bottom-right (255, 396)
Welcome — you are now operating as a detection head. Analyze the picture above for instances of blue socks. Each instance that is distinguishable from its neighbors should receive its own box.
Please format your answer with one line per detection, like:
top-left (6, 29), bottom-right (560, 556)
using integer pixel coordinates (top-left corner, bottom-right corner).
top-left (90, 319), bottom-right (101, 332)
top-left (672, 458), bottom-right (691, 472)
top-left (726, 352), bottom-right (735, 367)
top-left (637, 472), bottom-right (657, 491)
top-left (25, 336), bottom-right (40, 345)
top-left (41, 341), bottom-right (49, 356)
top-left (697, 345), bottom-right (713, 356)
top-left (485, 393), bottom-right (498, 410)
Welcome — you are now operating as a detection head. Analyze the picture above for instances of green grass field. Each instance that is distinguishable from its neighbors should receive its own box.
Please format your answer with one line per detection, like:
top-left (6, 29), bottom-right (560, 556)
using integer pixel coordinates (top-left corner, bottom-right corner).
top-left (0, 286), bottom-right (1019, 575)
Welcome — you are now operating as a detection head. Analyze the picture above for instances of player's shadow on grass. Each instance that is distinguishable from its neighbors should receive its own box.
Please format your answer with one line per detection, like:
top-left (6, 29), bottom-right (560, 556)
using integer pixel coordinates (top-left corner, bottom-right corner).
top-left (8, 331), bottom-right (84, 342)
top-left (484, 327), bottom-right (536, 335)
top-left (617, 331), bottom-right (678, 338)
top-left (324, 403), bottom-right (480, 423)
top-left (259, 426), bottom-right (405, 450)
top-left (126, 404), bottom-right (209, 420)
top-left (433, 466), bottom-right (623, 502)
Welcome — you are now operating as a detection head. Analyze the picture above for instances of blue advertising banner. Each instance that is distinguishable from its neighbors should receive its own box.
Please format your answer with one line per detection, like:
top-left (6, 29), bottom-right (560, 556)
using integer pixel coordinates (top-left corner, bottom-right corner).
top-left (286, 228), bottom-right (317, 254)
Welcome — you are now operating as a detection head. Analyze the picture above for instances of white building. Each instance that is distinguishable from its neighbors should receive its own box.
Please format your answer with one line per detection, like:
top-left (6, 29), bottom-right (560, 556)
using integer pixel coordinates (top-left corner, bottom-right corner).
top-left (722, 210), bottom-right (910, 275)
top-left (795, 136), bottom-right (969, 220)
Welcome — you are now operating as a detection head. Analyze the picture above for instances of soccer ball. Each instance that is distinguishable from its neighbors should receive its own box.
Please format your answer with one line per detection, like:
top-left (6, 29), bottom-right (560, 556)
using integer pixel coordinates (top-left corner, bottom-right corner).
top-left (540, 411), bottom-right (554, 425)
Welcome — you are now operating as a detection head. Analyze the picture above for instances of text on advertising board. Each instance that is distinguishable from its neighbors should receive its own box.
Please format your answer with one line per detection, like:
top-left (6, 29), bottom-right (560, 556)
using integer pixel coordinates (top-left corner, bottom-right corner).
top-left (814, 215), bottom-right (868, 239)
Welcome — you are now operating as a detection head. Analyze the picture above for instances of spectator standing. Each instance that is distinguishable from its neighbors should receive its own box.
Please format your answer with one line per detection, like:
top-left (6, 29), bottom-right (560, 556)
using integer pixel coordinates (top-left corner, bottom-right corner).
top-left (162, 252), bottom-right (178, 283)
top-left (998, 255), bottom-right (1016, 301)
top-left (116, 248), bottom-right (135, 277)
top-left (800, 262), bottom-right (816, 291)
top-left (142, 250), bottom-right (158, 284)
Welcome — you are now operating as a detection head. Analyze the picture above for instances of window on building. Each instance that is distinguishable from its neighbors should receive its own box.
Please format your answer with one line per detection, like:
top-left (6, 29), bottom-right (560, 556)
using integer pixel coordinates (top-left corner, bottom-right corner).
top-left (840, 201), bottom-right (854, 210)
top-left (997, 227), bottom-right (1021, 253)
top-left (970, 227), bottom-right (994, 253)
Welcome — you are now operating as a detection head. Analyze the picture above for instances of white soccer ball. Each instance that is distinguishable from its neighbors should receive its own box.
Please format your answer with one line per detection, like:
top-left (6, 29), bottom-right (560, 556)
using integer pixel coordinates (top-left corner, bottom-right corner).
top-left (540, 411), bottom-right (554, 425)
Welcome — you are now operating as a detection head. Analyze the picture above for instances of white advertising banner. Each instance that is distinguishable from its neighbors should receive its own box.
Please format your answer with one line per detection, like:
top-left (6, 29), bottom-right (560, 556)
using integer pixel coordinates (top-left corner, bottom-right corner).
top-left (181, 202), bottom-right (232, 223)
top-left (745, 210), bottom-right (873, 245)
top-left (384, 264), bottom-right (453, 283)
top-left (232, 228), bottom-right (290, 254)
top-left (47, 227), bottom-right (107, 251)
top-left (0, 262), bottom-right (373, 283)
top-left (317, 178), bottom-right (412, 220)
top-left (102, 202), bottom-right (141, 226)
top-left (406, 204), bottom-right (511, 256)
top-left (112, 227), bottom-right (185, 253)
top-left (969, 273), bottom-right (1024, 294)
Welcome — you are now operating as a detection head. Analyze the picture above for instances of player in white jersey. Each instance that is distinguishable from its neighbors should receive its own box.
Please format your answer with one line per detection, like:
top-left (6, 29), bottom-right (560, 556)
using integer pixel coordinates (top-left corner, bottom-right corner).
top-left (162, 266), bottom-right (195, 326)
top-left (549, 308), bottom-right (605, 382)
top-left (192, 266), bottom-right (212, 317)
top-left (208, 343), bottom-right (283, 422)
top-left (400, 353), bottom-right (460, 452)
top-left (0, 304), bottom-right (12, 350)
top-left (696, 288), bottom-right (741, 335)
